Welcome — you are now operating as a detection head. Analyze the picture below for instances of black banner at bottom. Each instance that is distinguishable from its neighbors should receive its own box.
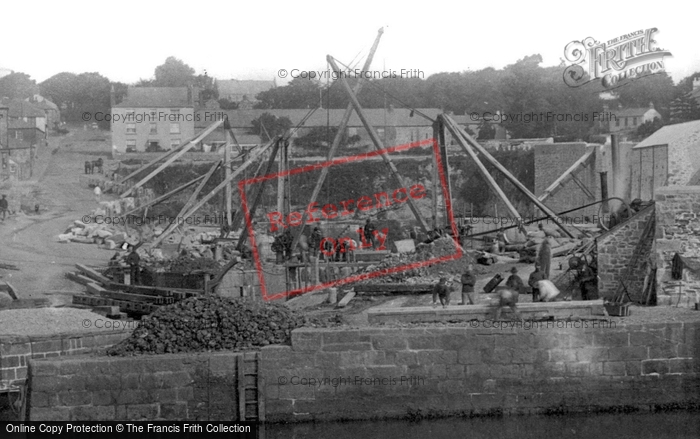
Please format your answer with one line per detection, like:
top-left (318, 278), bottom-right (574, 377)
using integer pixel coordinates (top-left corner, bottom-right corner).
top-left (2, 422), bottom-right (259, 438)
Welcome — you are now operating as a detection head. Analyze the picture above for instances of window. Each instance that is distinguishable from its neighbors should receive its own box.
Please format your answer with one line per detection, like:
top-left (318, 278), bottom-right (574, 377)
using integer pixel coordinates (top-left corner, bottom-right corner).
top-left (126, 139), bottom-right (136, 151)
top-left (624, 117), bottom-right (628, 127)
top-left (126, 111), bottom-right (135, 121)
top-left (615, 118), bottom-right (620, 127)
top-left (633, 117), bottom-right (638, 126)
top-left (15, 131), bottom-right (22, 140)
top-left (170, 123), bottom-right (180, 134)
top-left (126, 123), bottom-right (136, 134)
top-left (171, 108), bottom-right (180, 113)
top-left (149, 123), bottom-right (157, 134)
top-left (149, 109), bottom-right (157, 120)
top-left (171, 139), bottom-right (181, 149)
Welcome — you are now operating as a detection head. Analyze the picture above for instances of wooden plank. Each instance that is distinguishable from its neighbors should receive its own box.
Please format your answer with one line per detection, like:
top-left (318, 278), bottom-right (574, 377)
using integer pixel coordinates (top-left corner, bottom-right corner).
top-left (120, 174), bottom-right (207, 217)
top-left (115, 132), bottom-right (200, 185)
top-left (354, 284), bottom-right (433, 294)
top-left (336, 291), bottom-right (356, 308)
top-left (73, 295), bottom-right (160, 314)
top-left (328, 55), bottom-right (431, 234)
top-left (291, 29), bottom-right (384, 252)
top-left (65, 272), bottom-right (94, 286)
top-left (0, 281), bottom-right (19, 300)
top-left (445, 115), bottom-right (576, 238)
top-left (121, 120), bottom-right (224, 198)
top-left (151, 138), bottom-right (276, 248)
top-left (538, 148), bottom-right (596, 202)
top-left (86, 282), bottom-right (110, 295)
top-left (176, 160), bottom-right (222, 223)
top-left (255, 352), bottom-right (264, 422)
top-left (99, 290), bottom-right (166, 304)
top-left (442, 116), bottom-right (523, 232)
top-left (234, 138), bottom-right (282, 249)
top-left (75, 264), bottom-right (112, 286)
top-left (237, 355), bottom-right (246, 421)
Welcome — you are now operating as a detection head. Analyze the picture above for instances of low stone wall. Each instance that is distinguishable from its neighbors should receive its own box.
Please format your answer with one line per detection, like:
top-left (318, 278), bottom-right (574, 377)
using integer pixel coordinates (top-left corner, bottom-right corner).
top-left (262, 323), bottom-right (700, 422)
top-left (27, 323), bottom-right (700, 422)
top-left (597, 204), bottom-right (655, 301)
top-left (28, 351), bottom-right (253, 421)
top-left (1, 331), bottom-right (130, 388)
top-left (655, 186), bottom-right (700, 308)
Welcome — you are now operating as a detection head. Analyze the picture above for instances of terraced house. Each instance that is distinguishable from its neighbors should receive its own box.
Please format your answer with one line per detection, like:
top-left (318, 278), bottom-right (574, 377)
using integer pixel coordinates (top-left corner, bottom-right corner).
top-left (110, 86), bottom-right (200, 154)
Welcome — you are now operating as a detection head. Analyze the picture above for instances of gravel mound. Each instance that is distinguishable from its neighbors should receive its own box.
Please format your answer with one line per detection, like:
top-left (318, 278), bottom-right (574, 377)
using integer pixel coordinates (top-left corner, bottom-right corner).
top-left (106, 296), bottom-right (306, 355)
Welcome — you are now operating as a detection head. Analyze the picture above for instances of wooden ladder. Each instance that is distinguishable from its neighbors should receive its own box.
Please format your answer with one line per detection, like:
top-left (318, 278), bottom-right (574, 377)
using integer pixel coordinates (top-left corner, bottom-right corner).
top-left (237, 353), bottom-right (264, 422)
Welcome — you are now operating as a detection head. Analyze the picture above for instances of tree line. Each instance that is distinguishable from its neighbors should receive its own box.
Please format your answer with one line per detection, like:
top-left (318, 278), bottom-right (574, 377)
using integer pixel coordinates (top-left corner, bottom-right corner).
top-left (1, 55), bottom-right (698, 137)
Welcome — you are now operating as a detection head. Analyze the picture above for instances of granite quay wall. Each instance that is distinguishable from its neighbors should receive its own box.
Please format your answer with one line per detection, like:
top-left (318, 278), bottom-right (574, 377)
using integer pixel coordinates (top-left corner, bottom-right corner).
top-left (262, 323), bottom-right (700, 422)
top-left (26, 323), bottom-right (700, 422)
top-left (1, 331), bottom-right (129, 388)
top-left (655, 186), bottom-right (700, 308)
top-left (27, 351), bottom-right (257, 422)
top-left (596, 204), bottom-right (655, 301)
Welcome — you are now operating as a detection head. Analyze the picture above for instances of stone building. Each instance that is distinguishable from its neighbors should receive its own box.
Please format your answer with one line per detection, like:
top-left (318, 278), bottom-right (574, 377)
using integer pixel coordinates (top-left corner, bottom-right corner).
top-left (111, 87), bottom-right (200, 154)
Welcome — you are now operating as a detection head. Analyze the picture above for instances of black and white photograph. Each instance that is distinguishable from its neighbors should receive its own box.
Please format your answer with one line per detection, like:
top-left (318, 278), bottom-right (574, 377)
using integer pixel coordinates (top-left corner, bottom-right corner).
top-left (1, 1), bottom-right (699, 438)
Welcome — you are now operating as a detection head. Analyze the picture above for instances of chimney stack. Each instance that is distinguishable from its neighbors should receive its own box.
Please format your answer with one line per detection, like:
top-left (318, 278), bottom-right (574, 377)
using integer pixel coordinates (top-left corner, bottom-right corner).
top-left (110, 85), bottom-right (116, 107)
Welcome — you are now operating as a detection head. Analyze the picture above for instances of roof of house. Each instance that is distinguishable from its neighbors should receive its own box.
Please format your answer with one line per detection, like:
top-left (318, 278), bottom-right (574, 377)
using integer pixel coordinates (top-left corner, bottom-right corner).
top-left (196, 108), bottom-right (441, 129)
top-left (9, 118), bottom-right (43, 130)
top-left (114, 87), bottom-right (193, 108)
top-left (27, 95), bottom-right (59, 111)
top-left (633, 119), bottom-right (700, 149)
top-left (217, 80), bottom-right (276, 100)
top-left (0, 98), bottom-right (45, 118)
top-left (613, 107), bottom-right (656, 118)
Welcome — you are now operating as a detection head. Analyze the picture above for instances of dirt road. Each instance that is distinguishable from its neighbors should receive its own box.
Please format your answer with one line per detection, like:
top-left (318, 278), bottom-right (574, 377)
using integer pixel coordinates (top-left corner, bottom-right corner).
top-left (0, 126), bottom-right (113, 304)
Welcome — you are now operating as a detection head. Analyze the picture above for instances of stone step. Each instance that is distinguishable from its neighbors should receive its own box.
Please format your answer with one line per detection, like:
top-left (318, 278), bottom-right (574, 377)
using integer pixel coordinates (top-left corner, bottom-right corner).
top-left (367, 300), bottom-right (606, 324)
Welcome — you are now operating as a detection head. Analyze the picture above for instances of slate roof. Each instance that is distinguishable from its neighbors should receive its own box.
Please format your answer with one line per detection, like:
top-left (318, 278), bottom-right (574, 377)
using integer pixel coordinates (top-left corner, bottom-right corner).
top-left (27, 95), bottom-right (59, 111)
top-left (195, 108), bottom-right (440, 129)
top-left (218, 80), bottom-right (275, 100)
top-left (0, 98), bottom-right (45, 118)
top-left (114, 87), bottom-right (193, 108)
top-left (613, 107), bottom-right (653, 118)
top-left (633, 120), bottom-right (700, 149)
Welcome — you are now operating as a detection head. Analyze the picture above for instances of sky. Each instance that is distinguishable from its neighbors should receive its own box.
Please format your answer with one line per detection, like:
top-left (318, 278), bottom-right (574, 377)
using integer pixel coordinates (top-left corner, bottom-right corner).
top-left (2, 1), bottom-right (698, 86)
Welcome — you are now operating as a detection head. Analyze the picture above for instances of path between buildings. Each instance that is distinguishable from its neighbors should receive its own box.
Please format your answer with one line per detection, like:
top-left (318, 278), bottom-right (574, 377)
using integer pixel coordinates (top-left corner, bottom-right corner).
top-left (0, 126), bottom-right (114, 304)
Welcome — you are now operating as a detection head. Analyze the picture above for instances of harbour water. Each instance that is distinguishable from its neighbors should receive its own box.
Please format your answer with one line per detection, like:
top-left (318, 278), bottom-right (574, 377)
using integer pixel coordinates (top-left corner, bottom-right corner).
top-left (264, 410), bottom-right (700, 439)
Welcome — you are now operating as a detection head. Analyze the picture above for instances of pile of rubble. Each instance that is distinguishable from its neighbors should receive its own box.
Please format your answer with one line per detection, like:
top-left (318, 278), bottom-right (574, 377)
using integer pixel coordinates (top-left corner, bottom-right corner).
top-left (149, 255), bottom-right (223, 274)
top-left (106, 296), bottom-right (306, 355)
top-left (356, 236), bottom-right (473, 284)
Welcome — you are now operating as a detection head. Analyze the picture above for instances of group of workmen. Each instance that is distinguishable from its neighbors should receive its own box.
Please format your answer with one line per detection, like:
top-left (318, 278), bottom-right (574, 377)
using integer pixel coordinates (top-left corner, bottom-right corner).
top-left (272, 219), bottom-right (379, 263)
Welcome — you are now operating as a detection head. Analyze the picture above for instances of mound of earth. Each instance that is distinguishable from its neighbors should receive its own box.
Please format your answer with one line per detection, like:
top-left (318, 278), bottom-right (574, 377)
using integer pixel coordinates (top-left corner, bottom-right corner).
top-left (106, 296), bottom-right (305, 355)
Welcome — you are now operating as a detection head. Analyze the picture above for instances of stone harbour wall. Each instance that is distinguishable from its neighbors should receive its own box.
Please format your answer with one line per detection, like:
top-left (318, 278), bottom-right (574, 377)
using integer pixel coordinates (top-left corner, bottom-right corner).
top-left (596, 205), bottom-right (655, 301)
top-left (261, 323), bottom-right (700, 422)
top-left (27, 351), bottom-right (252, 421)
top-left (27, 323), bottom-right (700, 422)
top-left (0, 331), bottom-right (130, 388)
top-left (655, 186), bottom-right (700, 308)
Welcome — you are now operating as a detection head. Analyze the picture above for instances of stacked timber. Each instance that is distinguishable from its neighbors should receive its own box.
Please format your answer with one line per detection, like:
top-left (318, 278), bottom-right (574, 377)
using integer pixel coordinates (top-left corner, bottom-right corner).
top-left (68, 264), bottom-right (201, 316)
